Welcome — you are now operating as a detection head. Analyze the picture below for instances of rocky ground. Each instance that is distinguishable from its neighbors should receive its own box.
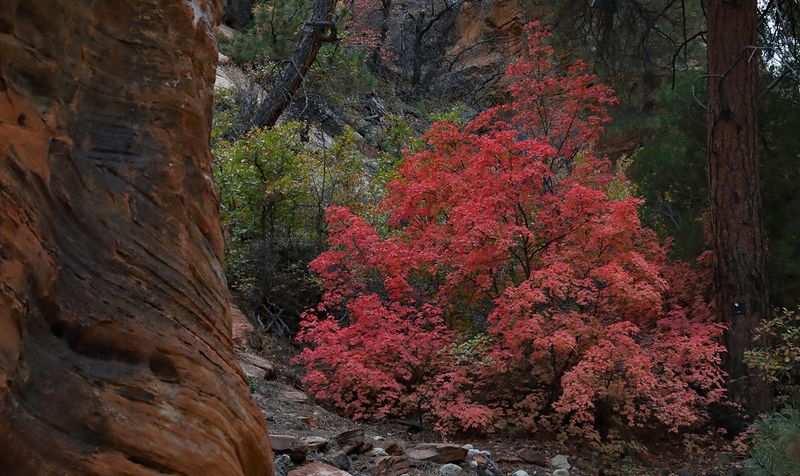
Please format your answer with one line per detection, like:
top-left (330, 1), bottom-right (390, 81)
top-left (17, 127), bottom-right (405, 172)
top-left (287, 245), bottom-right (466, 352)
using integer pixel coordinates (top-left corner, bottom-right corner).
top-left (232, 310), bottom-right (744, 476)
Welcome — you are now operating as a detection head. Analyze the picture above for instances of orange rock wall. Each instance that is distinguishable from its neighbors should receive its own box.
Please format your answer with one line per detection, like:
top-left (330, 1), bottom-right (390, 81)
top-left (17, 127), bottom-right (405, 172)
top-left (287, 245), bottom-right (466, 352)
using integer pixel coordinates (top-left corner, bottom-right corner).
top-left (450, 0), bottom-right (525, 71)
top-left (0, 1), bottom-right (272, 474)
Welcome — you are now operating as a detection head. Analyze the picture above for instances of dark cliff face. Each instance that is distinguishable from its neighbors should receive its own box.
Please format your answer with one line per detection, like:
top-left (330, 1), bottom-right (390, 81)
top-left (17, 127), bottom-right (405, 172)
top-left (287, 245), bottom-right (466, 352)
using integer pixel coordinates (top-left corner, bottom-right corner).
top-left (0, 1), bottom-right (272, 474)
top-left (368, 0), bottom-right (527, 103)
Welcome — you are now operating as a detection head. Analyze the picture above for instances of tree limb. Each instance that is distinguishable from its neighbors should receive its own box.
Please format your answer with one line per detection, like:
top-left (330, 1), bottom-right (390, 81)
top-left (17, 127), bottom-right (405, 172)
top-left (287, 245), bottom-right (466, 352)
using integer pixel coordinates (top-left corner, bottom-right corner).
top-left (250, 0), bottom-right (339, 129)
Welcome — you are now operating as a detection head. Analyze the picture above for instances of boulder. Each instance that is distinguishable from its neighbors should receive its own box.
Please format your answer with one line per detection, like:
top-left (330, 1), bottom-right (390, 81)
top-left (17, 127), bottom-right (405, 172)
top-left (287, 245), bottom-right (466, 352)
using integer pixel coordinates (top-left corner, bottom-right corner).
top-left (276, 454), bottom-right (294, 476)
top-left (439, 463), bottom-right (464, 476)
top-left (518, 448), bottom-right (549, 467)
top-left (550, 455), bottom-right (571, 470)
top-left (407, 443), bottom-right (468, 464)
top-left (304, 436), bottom-right (330, 452)
top-left (470, 454), bottom-right (502, 476)
top-left (375, 455), bottom-right (412, 476)
top-left (289, 462), bottom-right (352, 476)
top-left (282, 389), bottom-right (311, 404)
top-left (512, 471), bottom-right (529, 476)
top-left (572, 458), bottom-right (602, 475)
top-left (552, 470), bottom-right (570, 476)
top-left (382, 438), bottom-right (404, 456)
top-left (241, 362), bottom-right (269, 382)
top-left (335, 428), bottom-right (371, 454)
top-left (495, 455), bottom-right (524, 465)
top-left (271, 434), bottom-right (310, 463)
top-left (0, 1), bottom-right (272, 474)
top-left (326, 451), bottom-right (352, 471)
top-left (238, 351), bottom-right (276, 380)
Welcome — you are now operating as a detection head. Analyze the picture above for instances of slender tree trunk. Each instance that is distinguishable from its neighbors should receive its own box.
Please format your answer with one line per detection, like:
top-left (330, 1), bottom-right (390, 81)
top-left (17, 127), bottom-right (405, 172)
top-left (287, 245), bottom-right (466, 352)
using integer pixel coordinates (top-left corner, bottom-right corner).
top-left (411, 31), bottom-right (424, 86)
top-left (250, 0), bottom-right (338, 129)
top-left (706, 0), bottom-right (772, 415)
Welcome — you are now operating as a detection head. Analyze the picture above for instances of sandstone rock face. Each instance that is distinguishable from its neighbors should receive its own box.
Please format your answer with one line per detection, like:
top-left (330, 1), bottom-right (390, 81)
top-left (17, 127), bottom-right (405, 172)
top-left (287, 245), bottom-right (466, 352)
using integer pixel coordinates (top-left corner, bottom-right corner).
top-left (438, 0), bottom-right (554, 104)
top-left (0, 1), bottom-right (272, 474)
top-left (449, 0), bottom-right (525, 72)
top-left (369, 0), bottom-right (533, 104)
top-left (232, 303), bottom-right (257, 347)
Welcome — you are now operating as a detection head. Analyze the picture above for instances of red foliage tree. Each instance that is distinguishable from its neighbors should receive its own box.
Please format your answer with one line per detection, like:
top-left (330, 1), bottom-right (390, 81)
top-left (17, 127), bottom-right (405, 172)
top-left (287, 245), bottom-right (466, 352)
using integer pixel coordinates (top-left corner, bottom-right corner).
top-left (296, 23), bottom-right (725, 438)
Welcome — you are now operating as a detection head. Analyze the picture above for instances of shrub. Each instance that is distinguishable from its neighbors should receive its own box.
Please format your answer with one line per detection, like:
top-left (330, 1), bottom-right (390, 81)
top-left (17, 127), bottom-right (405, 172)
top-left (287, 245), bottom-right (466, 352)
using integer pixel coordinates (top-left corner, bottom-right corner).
top-left (745, 307), bottom-right (800, 393)
top-left (213, 122), bottom-right (367, 330)
top-left (295, 23), bottom-right (725, 438)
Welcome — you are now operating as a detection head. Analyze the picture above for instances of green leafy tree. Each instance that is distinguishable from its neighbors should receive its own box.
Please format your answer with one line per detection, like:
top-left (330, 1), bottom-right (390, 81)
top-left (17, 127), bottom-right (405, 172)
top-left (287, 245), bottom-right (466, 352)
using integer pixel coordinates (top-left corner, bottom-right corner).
top-left (221, 0), bottom-right (313, 64)
top-left (746, 307), bottom-right (800, 398)
top-left (212, 122), bottom-right (367, 330)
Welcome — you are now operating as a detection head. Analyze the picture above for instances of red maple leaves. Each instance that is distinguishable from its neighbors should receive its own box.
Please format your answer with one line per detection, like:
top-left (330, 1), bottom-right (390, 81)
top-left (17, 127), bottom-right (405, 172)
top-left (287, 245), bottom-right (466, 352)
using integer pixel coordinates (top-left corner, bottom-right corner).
top-left (296, 23), bottom-right (725, 438)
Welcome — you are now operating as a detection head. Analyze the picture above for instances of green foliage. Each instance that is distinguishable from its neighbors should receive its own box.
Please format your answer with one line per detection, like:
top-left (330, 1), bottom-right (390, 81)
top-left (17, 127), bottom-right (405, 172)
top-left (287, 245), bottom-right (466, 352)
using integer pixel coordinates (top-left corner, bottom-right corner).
top-left (607, 155), bottom-right (638, 200)
top-left (428, 102), bottom-right (468, 124)
top-left (214, 123), bottom-right (308, 244)
top-left (381, 113), bottom-right (423, 157)
top-left (311, 44), bottom-right (378, 105)
top-left (363, 113), bottom-right (424, 210)
top-left (627, 73), bottom-right (707, 260)
top-left (212, 121), bottom-right (368, 325)
top-left (628, 71), bottom-right (800, 306)
top-left (746, 307), bottom-right (800, 394)
top-left (449, 333), bottom-right (494, 365)
top-left (212, 87), bottom-right (249, 143)
top-left (758, 81), bottom-right (800, 307)
top-left (219, 0), bottom-right (378, 116)
top-left (744, 407), bottom-right (800, 476)
top-left (220, 0), bottom-right (311, 64)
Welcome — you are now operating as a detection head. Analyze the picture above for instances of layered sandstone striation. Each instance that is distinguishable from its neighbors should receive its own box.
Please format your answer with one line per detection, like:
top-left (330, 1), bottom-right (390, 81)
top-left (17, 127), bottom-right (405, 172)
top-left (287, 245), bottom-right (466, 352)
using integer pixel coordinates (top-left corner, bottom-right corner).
top-left (0, 1), bottom-right (272, 474)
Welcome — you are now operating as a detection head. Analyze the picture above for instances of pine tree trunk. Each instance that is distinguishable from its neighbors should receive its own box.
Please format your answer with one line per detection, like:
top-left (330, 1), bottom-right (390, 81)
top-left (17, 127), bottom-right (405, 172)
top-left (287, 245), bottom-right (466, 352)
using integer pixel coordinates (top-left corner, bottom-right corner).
top-left (250, 0), bottom-right (337, 129)
top-left (706, 0), bottom-right (772, 415)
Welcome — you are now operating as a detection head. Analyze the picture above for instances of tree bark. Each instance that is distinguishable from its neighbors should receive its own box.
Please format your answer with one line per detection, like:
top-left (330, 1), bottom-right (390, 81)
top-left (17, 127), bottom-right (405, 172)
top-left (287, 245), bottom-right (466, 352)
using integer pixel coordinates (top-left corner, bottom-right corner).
top-left (250, 0), bottom-right (338, 129)
top-left (706, 0), bottom-right (772, 415)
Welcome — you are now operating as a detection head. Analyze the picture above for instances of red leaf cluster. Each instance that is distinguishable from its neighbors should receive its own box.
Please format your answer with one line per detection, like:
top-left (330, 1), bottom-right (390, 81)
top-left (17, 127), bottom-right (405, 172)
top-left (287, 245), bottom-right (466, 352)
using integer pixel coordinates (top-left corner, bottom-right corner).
top-left (296, 23), bottom-right (725, 438)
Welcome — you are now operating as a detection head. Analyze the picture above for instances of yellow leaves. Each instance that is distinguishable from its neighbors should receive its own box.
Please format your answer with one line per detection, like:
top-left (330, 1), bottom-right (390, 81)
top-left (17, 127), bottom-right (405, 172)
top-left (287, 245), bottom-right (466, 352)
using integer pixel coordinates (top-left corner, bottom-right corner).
top-left (607, 154), bottom-right (638, 200)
